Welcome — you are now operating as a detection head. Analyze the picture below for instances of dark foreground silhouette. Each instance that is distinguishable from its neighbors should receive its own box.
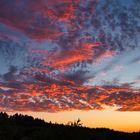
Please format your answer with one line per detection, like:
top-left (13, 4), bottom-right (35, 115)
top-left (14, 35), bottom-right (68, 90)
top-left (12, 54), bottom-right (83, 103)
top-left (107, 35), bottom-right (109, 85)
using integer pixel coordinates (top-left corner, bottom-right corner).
top-left (0, 112), bottom-right (139, 140)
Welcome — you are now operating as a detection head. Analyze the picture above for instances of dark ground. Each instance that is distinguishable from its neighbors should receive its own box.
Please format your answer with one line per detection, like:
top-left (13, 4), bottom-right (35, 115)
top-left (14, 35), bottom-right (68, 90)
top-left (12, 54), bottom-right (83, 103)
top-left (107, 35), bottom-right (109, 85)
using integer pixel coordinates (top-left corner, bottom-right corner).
top-left (0, 112), bottom-right (139, 140)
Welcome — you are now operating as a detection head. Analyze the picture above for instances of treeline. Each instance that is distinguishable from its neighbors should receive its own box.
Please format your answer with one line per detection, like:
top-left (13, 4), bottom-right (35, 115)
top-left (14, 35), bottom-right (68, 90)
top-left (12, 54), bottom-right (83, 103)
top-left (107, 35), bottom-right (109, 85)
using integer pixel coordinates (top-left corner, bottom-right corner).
top-left (0, 112), bottom-right (139, 140)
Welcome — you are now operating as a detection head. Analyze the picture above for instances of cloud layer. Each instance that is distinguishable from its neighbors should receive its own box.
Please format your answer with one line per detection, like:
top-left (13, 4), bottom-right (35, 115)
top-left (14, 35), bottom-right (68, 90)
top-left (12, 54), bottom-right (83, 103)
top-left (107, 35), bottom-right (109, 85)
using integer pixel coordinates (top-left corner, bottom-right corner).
top-left (0, 0), bottom-right (140, 112)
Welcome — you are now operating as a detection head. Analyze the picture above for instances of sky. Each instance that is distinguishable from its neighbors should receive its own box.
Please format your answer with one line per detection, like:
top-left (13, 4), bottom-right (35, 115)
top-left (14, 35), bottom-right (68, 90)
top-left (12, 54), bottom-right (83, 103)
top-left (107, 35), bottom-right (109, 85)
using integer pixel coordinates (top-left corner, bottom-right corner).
top-left (0, 0), bottom-right (140, 132)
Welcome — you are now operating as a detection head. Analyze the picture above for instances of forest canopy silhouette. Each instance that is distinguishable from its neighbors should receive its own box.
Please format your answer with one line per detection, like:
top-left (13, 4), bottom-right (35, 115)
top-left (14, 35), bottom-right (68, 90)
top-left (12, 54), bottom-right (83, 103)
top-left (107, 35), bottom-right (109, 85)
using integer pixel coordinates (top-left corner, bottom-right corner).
top-left (0, 112), bottom-right (139, 140)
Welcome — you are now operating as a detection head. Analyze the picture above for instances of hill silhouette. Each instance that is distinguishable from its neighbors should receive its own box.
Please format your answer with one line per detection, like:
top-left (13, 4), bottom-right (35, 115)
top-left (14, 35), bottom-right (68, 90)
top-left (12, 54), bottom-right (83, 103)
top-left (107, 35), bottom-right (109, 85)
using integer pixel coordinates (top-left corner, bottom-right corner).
top-left (0, 112), bottom-right (139, 140)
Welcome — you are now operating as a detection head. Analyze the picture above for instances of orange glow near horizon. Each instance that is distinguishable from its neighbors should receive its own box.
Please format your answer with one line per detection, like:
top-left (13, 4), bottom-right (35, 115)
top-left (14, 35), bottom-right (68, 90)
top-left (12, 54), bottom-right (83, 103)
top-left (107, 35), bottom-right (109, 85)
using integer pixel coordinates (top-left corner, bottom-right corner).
top-left (8, 109), bottom-right (140, 132)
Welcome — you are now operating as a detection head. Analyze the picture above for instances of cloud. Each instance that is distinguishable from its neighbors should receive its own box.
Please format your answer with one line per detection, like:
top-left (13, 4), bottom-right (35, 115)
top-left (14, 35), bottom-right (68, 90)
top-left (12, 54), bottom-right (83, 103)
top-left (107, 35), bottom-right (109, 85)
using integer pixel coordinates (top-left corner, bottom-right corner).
top-left (3, 66), bottom-right (17, 81)
top-left (0, 0), bottom-right (77, 40)
top-left (0, 71), bottom-right (140, 112)
top-left (41, 42), bottom-right (101, 69)
top-left (0, 0), bottom-right (140, 112)
top-left (130, 56), bottom-right (140, 64)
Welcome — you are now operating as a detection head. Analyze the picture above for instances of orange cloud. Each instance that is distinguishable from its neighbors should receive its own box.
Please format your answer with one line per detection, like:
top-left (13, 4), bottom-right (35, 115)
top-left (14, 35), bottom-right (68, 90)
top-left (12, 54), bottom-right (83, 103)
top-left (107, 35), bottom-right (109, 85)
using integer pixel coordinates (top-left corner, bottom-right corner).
top-left (42, 42), bottom-right (101, 69)
top-left (0, 79), bottom-right (140, 112)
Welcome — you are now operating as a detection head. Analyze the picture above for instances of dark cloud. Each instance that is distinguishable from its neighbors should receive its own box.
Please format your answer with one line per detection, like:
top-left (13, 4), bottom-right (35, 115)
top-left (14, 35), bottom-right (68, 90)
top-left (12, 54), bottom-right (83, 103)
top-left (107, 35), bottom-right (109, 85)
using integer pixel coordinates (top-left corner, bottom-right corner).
top-left (0, 35), bottom-right (27, 72)
top-left (3, 66), bottom-right (17, 81)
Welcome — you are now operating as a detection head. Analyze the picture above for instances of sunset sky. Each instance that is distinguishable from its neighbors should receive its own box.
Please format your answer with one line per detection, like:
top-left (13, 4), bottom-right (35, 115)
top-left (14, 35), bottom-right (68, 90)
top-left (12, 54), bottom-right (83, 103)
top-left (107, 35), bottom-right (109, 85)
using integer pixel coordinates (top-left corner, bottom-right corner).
top-left (0, 0), bottom-right (140, 132)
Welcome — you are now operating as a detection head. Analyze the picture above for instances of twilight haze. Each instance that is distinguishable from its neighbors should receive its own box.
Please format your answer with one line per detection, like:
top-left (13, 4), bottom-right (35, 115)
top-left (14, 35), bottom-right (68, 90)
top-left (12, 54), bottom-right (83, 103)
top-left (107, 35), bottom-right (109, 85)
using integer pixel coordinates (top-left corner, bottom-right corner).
top-left (0, 0), bottom-right (140, 132)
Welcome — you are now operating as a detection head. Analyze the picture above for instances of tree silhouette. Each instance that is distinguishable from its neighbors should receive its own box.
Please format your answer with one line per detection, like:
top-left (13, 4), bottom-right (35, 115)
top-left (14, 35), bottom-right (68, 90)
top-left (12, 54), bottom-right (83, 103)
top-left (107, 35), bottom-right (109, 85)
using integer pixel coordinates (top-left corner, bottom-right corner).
top-left (0, 112), bottom-right (139, 140)
top-left (67, 118), bottom-right (83, 127)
